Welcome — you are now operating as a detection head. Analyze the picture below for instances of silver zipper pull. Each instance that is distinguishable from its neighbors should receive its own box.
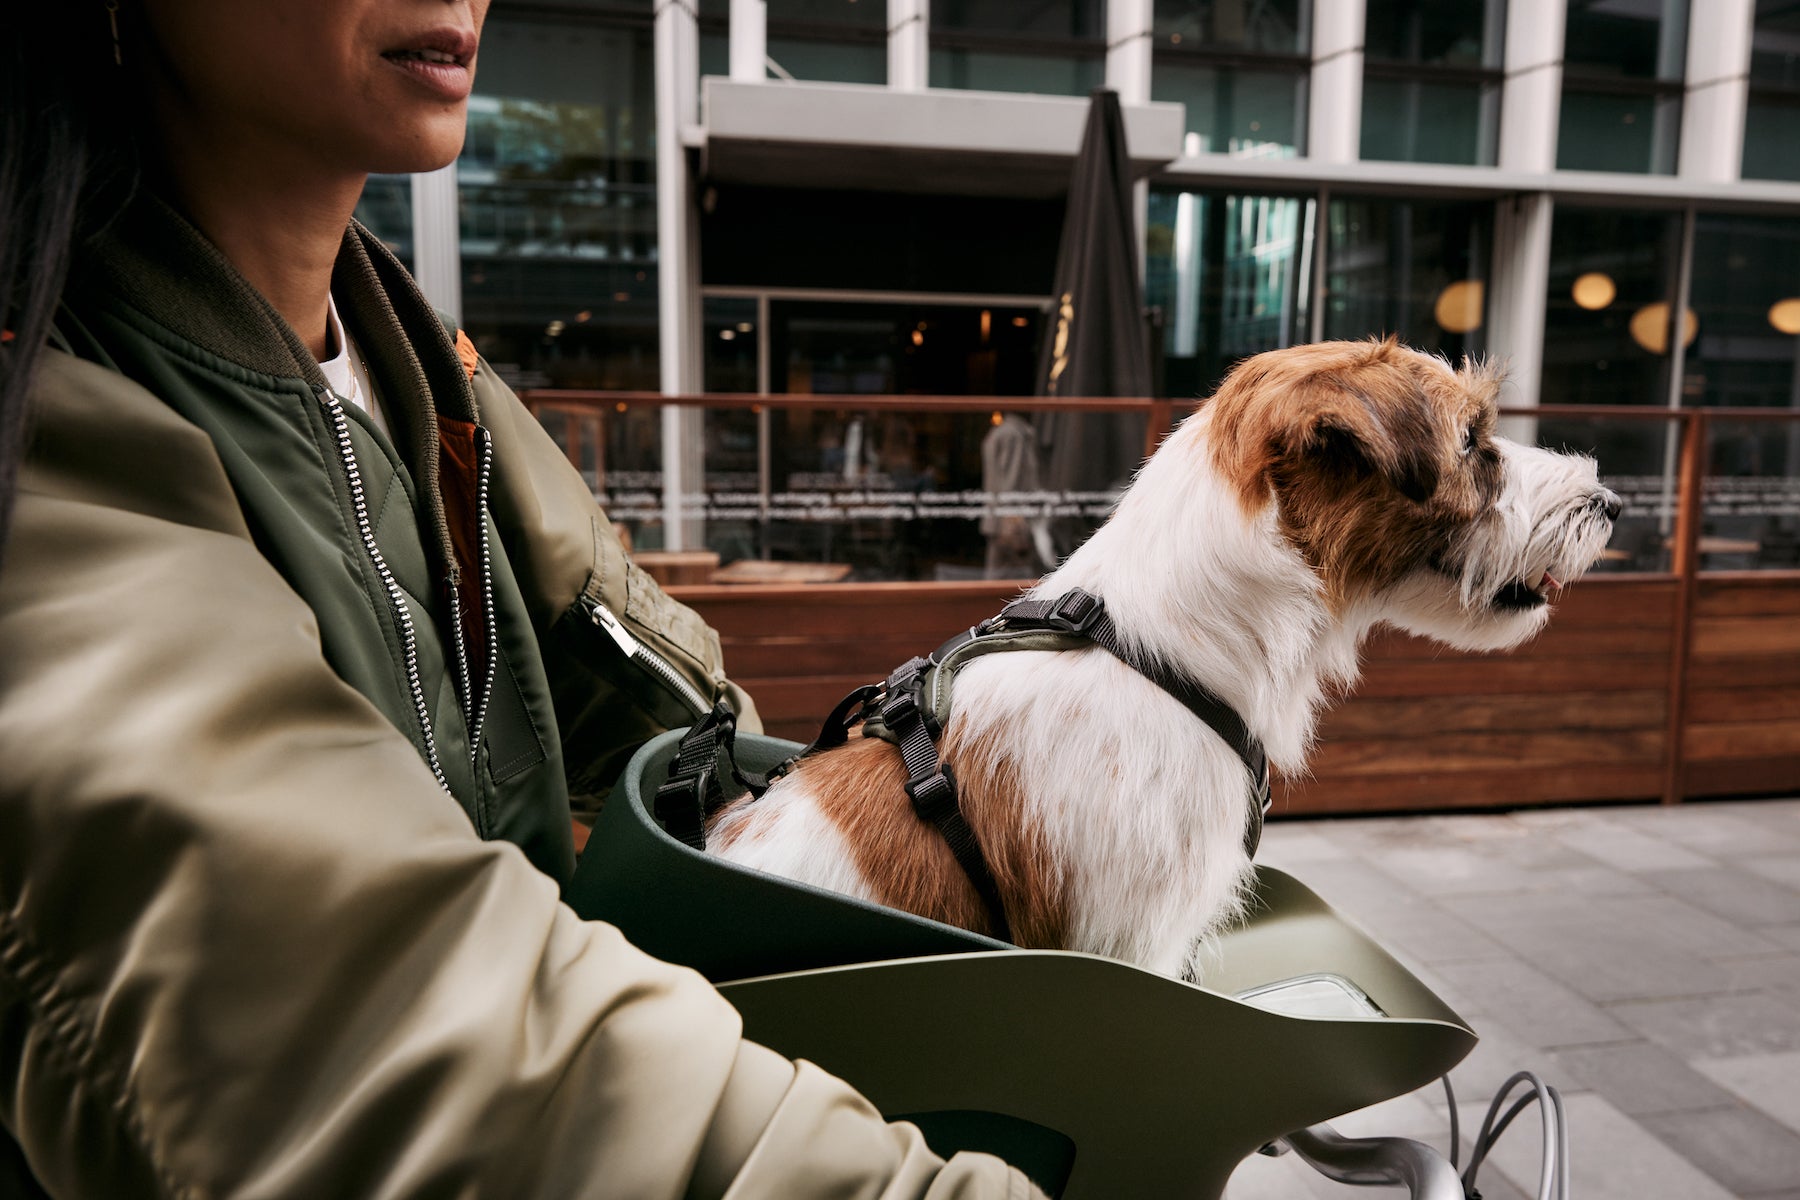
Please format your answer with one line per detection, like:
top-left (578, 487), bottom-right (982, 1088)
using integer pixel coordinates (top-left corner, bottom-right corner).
top-left (589, 600), bottom-right (641, 656)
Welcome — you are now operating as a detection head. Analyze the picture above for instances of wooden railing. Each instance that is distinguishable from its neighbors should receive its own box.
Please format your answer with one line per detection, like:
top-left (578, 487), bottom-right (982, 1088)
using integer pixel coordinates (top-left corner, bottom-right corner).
top-left (523, 390), bottom-right (1800, 812)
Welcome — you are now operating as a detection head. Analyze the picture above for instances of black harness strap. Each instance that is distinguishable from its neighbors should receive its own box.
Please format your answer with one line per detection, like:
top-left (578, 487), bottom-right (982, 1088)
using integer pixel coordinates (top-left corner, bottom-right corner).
top-left (991, 590), bottom-right (1274, 847)
top-left (878, 654), bottom-right (1014, 943)
top-left (654, 588), bottom-right (1271, 943)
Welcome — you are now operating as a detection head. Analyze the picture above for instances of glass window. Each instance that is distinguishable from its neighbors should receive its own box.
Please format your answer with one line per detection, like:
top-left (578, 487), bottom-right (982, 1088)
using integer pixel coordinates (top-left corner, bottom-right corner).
top-left (1360, 0), bottom-right (1503, 165)
top-left (1360, 78), bottom-right (1495, 165)
top-left (1145, 189), bottom-right (1316, 398)
top-left (1152, 0), bottom-right (1310, 156)
top-left (1539, 206), bottom-right (1683, 407)
top-left (353, 174), bottom-right (413, 271)
top-left (930, 0), bottom-right (1105, 97)
top-left (1323, 197), bottom-right (1493, 361)
top-left (1686, 213), bottom-right (1800, 408)
top-left (1743, 0), bottom-right (1800, 181)
top-left (459, 15), bottom-right (658, 391)
top-left (1557, 0), bottom-right (1687, 174)
top-left (1152, 0), bottom-right (1307, 53)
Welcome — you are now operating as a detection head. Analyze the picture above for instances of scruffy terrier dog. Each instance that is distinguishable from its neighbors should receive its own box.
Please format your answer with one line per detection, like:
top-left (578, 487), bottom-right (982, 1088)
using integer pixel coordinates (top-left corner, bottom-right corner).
top-left (709, 339), bottom-right (1620, 979)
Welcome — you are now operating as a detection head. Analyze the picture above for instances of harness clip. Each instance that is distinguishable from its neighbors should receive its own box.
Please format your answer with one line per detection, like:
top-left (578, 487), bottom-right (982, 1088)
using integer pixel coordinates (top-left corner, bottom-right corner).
top-left (1044, 588), bottom-right (1103, 634)
top-left (905, 762), bottom-right (959, 821)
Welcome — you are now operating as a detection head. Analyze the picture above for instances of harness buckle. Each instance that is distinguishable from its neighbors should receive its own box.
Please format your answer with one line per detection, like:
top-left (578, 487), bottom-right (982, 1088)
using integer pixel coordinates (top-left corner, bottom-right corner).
top-left (904, 762), bottom-right (959, 821)
top-left (880, 657), bottom-right (929, 727)
top-left (1044, 588), bottom-right (1103, 634)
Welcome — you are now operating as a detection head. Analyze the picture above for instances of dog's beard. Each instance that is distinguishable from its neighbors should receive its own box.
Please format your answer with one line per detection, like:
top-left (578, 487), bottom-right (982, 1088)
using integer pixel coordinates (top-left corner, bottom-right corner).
top-left (1382, 440), bottom-right (1616, 652)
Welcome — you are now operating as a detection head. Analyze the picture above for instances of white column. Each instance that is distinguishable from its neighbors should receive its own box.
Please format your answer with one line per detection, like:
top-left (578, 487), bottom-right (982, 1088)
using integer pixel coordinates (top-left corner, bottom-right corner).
top-left (1307, 0), bottom-right (1365, 162)
top-left (1105, 0), bottom-right (1152, 104)
top-left (409, 163), bottom-right (462, 324)
top-left (1678, 0), bottom-right (1754, 183)
top-left (656, 0), bottom-right (705, 550)
top-left (730, 0), bottom-right (767, 82)
top-left (1489, 192), bottom-right (1555, 444)
top-left (888, 0), bottom-right (928, 91)
top-left (1497, 0), bottom-right (1566, 173)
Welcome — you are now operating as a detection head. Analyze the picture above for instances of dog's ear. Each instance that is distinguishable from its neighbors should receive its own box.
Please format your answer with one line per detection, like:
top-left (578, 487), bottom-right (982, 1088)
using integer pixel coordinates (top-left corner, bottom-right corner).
top-left (1291, 392), bottom-right (1440, 503)
top-left (1206, 341), bottom-right (1442, 507)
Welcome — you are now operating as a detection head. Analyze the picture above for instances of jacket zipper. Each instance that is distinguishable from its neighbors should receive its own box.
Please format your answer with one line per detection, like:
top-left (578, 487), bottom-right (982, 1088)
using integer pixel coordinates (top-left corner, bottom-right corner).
top-left (587, 599), bottom-right (712, 717)
top-left (441, 425), bottom-right (499, 771)
top-left (313, 385), bottom-right (451, 793)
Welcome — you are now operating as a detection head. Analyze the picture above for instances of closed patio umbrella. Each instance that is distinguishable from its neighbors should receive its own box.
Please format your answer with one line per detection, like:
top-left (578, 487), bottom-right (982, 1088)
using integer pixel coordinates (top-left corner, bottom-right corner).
top-left (1034, 87), bottom-right (1153, 560)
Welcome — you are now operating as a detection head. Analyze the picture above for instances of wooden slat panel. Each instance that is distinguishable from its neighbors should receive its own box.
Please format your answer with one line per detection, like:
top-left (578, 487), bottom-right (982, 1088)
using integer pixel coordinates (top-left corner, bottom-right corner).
top-left (1681, 754), bottom-right (1800, 798)
top-left (1309, 729), bottom-right (1663, 777)
top-left (1526, 581), bottom-right (1679, 627)
top-left (1691, 617), bottom-right (1800, 657)
top-left (1687, 686), bottom-right (1800, 725)
top-left (1683, 719), bottom-right (1800, 762)
top-left (1696, 578), bottom-right (1800, 617)
top-left (722, 634), bottom-right (947, 679)
top-left (1319, 690), bottom-right (1665, 739)
top-left (1277, 765), bottom-right (1665, 813)
top-left (1361, 625), bottom-right (1673, 660)
top-left (1687, 655), bottom-right (1800, 690)
top-left (1357, 656), bottom-right (1669, 697)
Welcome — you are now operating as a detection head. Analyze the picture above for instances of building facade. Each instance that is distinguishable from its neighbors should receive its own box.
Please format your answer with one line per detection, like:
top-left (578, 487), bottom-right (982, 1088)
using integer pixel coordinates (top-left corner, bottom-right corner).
top-left (357, 0), bottom-right (1800, 582)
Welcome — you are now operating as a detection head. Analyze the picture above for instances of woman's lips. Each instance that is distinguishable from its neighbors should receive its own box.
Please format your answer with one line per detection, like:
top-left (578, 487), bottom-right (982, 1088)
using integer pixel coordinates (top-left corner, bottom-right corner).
top-left (381, 49), bottom-right (474, 102)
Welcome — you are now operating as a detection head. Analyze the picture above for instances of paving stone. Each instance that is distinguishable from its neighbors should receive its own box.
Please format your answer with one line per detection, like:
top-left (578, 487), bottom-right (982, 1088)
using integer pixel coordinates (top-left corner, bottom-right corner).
top-left (1355, 843), bottom-right (1545, 899)
top-left (1461, 1092), bottom-right (1738, 1200)
top-left (1256, 826), bottom-right (1355, 866)
top-left (1746, 855), bottom-right (1800, 890)
top-left (1637, 1104), bottom-right (1800, 1198)
top-left (1602, 806), bottom-right (1800, 858)
top-left (1435, 1020), bottom-right (1575, 1114)
top-left (1692, 1050), bottom-right (1800, 1137)
top-left (1641, 866), bottom-right (1800, 927)
top-left (1714, 953), bottom-right (1800, 993)
top-left (1765, 925), bottom-right (1800, 953)
top-left (1608, 991), bottom-right (1800, 1059)
top-left (1439, 892), bottom-right (1752, 1004)
top-left (1548, 818), bottom-right (1716, 872)
top-left (1431, 959), bottom-right (1635, 1048)
top-left (1553, 1040), bottom-right (1742, 1117)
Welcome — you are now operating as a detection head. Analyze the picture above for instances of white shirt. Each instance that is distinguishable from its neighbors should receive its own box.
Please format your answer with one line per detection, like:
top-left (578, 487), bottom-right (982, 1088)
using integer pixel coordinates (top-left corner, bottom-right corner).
top-left (318, 294), bottom-right (391, 439)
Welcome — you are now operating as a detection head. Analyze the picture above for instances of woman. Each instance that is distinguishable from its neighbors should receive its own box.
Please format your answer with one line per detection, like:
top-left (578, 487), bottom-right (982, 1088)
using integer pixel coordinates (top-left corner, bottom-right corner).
top-left (0, 3), bottom-right (1036, 1196)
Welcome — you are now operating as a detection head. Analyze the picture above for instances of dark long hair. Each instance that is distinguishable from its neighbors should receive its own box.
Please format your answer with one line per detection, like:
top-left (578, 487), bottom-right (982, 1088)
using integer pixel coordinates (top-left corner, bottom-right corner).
top-left (0, 6), bottom-right (136, 563)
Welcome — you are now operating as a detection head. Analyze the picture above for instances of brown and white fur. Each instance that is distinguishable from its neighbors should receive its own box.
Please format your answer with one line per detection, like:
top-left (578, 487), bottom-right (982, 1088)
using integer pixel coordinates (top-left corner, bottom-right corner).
top-left (708, 339), bottom-right (1619, 979)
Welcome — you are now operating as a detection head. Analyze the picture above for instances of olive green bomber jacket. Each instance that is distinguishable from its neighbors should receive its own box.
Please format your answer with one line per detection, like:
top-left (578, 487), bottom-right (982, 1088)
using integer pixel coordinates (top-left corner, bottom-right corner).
top-left (0, 197), bottom-right (1035, 1199)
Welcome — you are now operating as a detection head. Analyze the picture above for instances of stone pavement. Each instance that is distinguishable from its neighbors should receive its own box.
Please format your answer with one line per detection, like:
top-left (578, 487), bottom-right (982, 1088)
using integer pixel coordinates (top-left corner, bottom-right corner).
top-left (1223, 798), bottom-right (1800, 1200)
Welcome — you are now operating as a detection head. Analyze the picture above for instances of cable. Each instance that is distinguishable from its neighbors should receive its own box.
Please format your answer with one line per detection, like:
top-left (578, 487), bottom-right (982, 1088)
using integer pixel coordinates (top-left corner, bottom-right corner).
top-left (1440, 1074), bottom-right (1460, 1170)
top-left (1458, 1070), bottom-right (1568, 1200)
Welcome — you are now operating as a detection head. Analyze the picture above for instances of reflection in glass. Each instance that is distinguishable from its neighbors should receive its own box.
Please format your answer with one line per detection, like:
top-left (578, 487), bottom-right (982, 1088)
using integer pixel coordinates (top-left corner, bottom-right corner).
top-left (931, 0), bottom-right (1104, 96)
top-left (1323, 197), bottom-right (1492, 361)
top-left (1686, 214), bottom-right (1800, 409)
top-left (1359, 0), bottom-right (1502, 165)
top-left (459, 16), bottom-right (658, 391)
top-left (353, 175), bottom-right (414, 270)
top-left (1153, 0), bottom-right (1309, 156)
top-left (1152, 0), bottom-right (1307, 52)
top-left (929, 49), bottom-right (1103, 96)
top-left (1145, 190), bottom-right (1315, 399)
top-left (1742, 1), bottom-right (1800, 180)
top-left (1153, 65), bottom-right (1306, 157)
top-left (1557, 0), bottom-right (1687, 174)
top-left (1363, 0), bottom-right (1503, 66)
top-left (1540, 207), bottom-right (1682, 407)
top-left (1360, 78), bottom-right (1496, 165)
top-left (1703, 420), bottom-right (1800, 569)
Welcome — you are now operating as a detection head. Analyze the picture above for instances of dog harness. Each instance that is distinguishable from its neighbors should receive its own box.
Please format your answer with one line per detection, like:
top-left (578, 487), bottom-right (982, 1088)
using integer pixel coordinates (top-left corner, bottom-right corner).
top-left (655, 588), bottom-right (1272, 943)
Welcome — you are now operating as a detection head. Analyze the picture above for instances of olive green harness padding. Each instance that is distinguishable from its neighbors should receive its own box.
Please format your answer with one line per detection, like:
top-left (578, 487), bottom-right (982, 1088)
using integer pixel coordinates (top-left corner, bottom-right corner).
top-left (858, 627), bottom-right (1092, 746)
top-left (860, 622), bottom-right (1270, 862)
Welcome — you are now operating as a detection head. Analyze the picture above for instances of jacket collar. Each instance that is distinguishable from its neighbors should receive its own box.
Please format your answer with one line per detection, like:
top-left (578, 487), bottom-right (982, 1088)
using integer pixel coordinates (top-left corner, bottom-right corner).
top-left (68, 188), bottom-right (475, 576)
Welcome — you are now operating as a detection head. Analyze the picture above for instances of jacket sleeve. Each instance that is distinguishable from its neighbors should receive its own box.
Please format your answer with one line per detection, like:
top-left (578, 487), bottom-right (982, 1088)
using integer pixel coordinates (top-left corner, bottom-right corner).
top-left (0, 354), bottom-right (1038, 1200)
top-left (470, 362), bottom-right (762, 813)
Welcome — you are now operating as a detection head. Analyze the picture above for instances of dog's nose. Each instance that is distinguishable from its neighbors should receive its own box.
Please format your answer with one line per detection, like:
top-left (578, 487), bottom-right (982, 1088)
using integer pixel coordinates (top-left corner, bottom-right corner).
top-left (1595, 489), bottom-right (1622, 521)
